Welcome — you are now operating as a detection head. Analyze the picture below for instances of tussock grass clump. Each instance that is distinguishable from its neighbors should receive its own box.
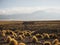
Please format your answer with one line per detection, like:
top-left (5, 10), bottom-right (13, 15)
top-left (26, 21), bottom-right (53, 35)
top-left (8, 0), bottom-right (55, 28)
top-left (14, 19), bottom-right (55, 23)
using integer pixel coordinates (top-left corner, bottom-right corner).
top-left (0, 31), bottom-right (5, 37)
top-left (9, 38), bottom-right (18, 45)
top-left (13, 33), bottom-right (17, 37)
top-left (49, 34), bottom-right (57, 39)
top-left (36, 33), bottom-right (44, 39)
top-left (43, 41), bottom-right (52, 45)
top-left (43, 33), bottom-right (50, 39)
top-left (52, 39), bottom-right (59, 44)
top-left (9, 31), bottom-right (14, 35)
top-left (2, 30), bottom-right (6, 33)
top-left (32, 36), bottom-right (38, 43)
top-left (24, 32), bottom-right (31, 37)
top-left (18, 35), bottom-right (23, 41)
top-left (22, 34), bottom-right (25, 38)
top-left (6, 36), bottom-right (12, 43)
top-left (2, 32), bottom-right (5, 37)
top-left (54, 42), bottom-right (60, 45)
top-left (5, 30), bottom-right (14, 35)
top-left (5, 30), bottom-right (11, 35)
top-left (19, 42), bottom-right (26, 45)
top-left (11, 35), bottom-right (15, 38)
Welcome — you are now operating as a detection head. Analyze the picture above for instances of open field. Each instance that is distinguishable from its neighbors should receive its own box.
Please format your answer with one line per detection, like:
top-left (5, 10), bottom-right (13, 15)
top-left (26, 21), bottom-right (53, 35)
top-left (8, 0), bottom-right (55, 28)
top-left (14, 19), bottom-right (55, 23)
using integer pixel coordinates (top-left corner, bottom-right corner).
top-left (0, 21), bottom-right (60, 45)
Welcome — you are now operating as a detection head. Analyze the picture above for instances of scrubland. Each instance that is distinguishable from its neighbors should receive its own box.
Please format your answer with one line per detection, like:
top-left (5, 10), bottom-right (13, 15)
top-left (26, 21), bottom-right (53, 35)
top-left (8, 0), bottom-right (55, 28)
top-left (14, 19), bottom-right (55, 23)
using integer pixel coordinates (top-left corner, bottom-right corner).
top-left (0, 21), bottom-right (60, 45)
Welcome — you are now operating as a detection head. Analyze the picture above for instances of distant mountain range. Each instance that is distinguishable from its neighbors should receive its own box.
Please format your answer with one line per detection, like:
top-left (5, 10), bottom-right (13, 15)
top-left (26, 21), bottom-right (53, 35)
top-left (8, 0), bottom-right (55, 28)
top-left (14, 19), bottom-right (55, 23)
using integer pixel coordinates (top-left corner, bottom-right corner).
top-left (0, 11), bottom-right (60, 21)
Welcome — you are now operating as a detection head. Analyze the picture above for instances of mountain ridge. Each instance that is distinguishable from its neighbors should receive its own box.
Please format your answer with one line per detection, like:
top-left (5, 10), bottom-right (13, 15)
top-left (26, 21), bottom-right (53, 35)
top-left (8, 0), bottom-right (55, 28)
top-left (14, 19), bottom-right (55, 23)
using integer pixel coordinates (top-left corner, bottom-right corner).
top-left (0, 10), bottom-right (60, 21)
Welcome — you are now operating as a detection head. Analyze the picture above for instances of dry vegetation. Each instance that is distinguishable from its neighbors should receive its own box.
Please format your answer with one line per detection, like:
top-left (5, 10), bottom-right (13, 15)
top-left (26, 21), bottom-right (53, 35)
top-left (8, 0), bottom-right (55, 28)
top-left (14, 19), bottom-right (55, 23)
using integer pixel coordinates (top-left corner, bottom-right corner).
top-left (0, 21), bottom-right (60, 45)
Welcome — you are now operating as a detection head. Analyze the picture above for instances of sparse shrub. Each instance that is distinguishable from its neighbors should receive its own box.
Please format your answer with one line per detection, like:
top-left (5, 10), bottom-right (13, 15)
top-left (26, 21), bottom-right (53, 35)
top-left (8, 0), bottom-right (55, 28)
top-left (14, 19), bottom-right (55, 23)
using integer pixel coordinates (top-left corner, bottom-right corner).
top-left (43, 41), bottom-right (52, 45)
top-left (9, 38), bottom-right (18, 45)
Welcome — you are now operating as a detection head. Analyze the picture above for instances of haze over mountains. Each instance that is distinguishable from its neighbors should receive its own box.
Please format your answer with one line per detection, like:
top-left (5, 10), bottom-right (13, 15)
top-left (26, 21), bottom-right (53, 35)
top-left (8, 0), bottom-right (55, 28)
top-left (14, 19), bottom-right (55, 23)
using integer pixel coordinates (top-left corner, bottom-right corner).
top-left (0, 10), bottom-right (60, 21)
top-left (0, 0), bottom-right (60, 21)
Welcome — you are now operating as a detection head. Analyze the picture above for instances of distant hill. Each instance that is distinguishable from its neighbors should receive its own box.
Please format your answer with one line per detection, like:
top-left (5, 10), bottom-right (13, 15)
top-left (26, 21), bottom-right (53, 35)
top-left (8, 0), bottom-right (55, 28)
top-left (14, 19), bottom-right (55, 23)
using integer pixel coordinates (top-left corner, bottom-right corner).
top-left (0, 10), bottom-right (60, 21)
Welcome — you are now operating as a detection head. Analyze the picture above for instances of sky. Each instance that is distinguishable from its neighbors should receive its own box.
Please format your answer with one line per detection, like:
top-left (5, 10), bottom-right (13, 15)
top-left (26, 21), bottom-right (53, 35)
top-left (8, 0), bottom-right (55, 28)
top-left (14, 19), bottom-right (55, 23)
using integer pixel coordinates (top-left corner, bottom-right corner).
top-left (0, 0), bottom-right (60, 20)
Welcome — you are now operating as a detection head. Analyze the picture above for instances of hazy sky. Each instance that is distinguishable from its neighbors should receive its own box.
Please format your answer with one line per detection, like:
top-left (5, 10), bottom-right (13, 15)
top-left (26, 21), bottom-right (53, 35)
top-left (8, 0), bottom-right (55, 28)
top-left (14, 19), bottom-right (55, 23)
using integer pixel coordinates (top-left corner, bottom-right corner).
top-left (0, 0), bottom-right (60, 20)
top-left (0, 0), bottom-right (60, 8)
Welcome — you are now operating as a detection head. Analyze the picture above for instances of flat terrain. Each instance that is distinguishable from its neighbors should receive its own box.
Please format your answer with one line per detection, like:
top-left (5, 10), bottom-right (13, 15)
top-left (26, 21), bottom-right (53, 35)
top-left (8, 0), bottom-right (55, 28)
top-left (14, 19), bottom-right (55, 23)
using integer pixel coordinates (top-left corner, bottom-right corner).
top-left (0, 21), bottom-right (60, 31)
top-left (0, 21), bottom-right (23, 24)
